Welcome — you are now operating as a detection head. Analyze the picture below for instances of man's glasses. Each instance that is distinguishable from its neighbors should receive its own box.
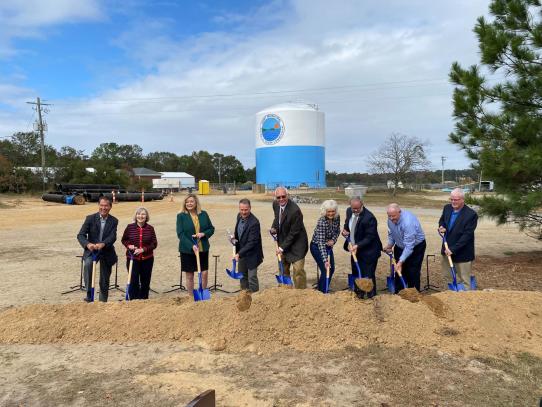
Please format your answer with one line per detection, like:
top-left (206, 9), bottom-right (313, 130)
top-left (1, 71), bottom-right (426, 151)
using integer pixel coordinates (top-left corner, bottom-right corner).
top-left (276, 195), bottom-right (287, 199)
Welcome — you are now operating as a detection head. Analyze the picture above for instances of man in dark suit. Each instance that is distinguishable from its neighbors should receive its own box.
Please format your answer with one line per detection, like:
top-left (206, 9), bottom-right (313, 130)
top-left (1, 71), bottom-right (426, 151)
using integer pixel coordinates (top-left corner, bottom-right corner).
top-left (77, 196), bottom-right (118, 302)
top-left (270, 187), bottom-right (309, 289)
top-left (438, 188), bottom-right (478, 289)
top-left (233, 198), bottom-right (264, 292)
top-left (342, 196), bottom-right (382, 298)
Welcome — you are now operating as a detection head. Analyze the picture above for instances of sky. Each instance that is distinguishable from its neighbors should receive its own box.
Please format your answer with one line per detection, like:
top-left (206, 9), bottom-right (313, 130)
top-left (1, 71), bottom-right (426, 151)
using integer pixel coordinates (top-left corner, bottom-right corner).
top-left (0, 0), bottom-right (493, 172)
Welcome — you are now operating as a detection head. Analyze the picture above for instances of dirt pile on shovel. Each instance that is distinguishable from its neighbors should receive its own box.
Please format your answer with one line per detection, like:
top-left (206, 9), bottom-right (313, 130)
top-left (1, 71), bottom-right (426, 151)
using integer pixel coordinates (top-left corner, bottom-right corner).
top-left (236, 290), bottom-right (252, 311)
top-left (0, 288), bottom-right (541, 358)
top-left (355, 278), bottom-right (374, 293)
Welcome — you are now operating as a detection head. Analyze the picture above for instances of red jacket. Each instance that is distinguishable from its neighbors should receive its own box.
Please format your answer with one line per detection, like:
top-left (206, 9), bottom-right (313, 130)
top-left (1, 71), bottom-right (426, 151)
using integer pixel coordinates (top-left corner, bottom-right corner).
top-left (121, 222), bottom-right (157, 261)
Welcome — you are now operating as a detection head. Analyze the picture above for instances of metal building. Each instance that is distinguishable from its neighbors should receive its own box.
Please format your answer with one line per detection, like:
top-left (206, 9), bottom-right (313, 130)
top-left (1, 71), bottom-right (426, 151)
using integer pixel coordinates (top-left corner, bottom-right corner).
top-left (255, 102), bottom-right (325, 188)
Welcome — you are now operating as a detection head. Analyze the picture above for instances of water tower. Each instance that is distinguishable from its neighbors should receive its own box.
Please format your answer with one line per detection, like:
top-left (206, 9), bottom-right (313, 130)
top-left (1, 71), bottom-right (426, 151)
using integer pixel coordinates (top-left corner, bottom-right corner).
top-left (255, 102), bottom-right (325, 188)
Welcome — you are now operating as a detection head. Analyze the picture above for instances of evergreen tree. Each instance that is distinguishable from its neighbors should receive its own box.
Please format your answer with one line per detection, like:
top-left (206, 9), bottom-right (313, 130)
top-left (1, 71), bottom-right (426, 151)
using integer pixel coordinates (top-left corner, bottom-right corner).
top-left (450, 0), bottom-right (542, 239)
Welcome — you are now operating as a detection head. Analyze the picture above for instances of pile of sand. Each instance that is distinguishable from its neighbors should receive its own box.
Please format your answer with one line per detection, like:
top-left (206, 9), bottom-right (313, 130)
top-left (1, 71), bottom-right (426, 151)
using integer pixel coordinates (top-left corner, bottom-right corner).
top-left (0, 288), bottom-right (540, 358)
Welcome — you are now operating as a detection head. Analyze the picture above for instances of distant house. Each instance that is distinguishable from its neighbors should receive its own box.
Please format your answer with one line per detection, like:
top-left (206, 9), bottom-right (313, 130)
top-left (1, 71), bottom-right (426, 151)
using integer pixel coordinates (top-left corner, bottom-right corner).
top-left (131, 167), bottom-right (162, 183)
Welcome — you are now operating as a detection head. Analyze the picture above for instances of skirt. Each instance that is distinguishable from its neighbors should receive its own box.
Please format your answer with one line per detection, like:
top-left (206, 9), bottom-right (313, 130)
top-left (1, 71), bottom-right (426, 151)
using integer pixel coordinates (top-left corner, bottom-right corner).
top-left (180, 251), bottom-right (209, 272)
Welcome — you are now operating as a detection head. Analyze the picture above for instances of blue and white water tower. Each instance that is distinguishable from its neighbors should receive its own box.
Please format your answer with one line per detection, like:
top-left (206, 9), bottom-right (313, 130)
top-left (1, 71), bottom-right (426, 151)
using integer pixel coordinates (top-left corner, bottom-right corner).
top-left (255, 102), bottom-right (325, 188)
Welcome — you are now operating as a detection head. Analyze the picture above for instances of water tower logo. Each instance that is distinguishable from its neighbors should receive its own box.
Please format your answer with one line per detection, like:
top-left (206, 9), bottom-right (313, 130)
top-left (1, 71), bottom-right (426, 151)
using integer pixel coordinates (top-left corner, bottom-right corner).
top-left (260, 114), bottom-right (284, 145)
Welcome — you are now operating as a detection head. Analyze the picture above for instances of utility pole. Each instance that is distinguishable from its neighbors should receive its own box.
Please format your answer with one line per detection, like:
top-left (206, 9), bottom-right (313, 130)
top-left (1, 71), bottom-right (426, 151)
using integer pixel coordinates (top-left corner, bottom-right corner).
top-left (218, 156), bottom-right (222, 186)
top-left (441, 156), bottom-right (446, 185)
top-left (26, 97), bottom-right (51, 192)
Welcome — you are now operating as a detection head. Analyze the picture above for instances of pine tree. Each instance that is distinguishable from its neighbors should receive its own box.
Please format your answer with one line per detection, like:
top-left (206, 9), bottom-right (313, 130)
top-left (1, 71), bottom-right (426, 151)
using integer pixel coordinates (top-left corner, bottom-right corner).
top-left (450, 0), bottom-right (542, 239)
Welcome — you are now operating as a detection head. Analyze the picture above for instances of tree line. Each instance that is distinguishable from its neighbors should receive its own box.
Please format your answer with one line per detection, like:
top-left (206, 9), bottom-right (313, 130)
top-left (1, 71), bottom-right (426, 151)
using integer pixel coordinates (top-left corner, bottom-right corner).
top-left (0, 133), bottom-right (254, 192)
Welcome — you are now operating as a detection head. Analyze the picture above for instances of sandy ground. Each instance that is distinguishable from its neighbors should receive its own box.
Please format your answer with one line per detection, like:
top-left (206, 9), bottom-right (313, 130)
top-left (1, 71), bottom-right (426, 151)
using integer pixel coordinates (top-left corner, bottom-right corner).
top-left (0, 192), bottom-right (541, 406)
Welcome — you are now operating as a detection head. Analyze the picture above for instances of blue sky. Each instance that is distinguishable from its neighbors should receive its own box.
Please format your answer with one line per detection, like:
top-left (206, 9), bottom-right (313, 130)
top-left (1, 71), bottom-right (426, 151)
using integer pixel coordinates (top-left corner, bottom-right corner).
top-left (0, 0), bottom-right (492, 172)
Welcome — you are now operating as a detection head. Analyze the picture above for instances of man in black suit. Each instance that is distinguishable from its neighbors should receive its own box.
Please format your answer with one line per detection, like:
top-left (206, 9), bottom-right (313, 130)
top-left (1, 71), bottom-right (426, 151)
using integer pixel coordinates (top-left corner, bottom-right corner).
top-left (342, 197), bottom-right (382, 298)
top-left (233, 198), bottom-right (264, 292)
top-left (270, 187), bottom-right (309, 289)
top-left (438, 188), bottom-right (478, 289)
top-left (77, 196), bottom-right (118, 302)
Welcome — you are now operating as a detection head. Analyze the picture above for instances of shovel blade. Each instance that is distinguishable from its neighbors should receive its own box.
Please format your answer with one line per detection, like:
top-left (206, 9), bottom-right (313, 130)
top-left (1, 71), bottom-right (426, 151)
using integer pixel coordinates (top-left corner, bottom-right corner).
top-left (323, 277), bottom-right (330, 293)
top-left (193, 288), bottom-right (211, 302)
top-left (226, 269), bottom-right (244, 280)
top-left (275, 274), bottom-right (293, 286)
top-left (386, 276), bottom-right (395, 294)
top-left (125, 284), bottom-right (131, 301)
top-left (400, 277), bottom-right (408, 289)
top-left (470, 275), bottom-right (477, 290)
top-left (448, 282), bottom-right (467, 292)
top-left (347, 274), bottom-right (355, 290)
top-left (89, 288), bottom-right (95, 302)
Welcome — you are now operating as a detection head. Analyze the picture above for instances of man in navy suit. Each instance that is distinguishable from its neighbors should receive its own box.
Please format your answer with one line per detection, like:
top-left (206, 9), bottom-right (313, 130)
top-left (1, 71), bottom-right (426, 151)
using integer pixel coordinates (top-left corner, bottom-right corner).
top-left (77, 196), bottom-right (118, 302)
top-left (342, 197), bottom-right (382, 298)
top-left (233, 198), bottom-right (264, 292)
top-left (438, 188), bottom-right (478, 289)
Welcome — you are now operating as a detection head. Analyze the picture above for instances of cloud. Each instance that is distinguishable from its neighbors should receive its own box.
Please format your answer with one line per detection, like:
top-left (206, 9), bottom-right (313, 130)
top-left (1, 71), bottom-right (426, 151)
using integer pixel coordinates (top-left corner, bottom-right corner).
top-left (0, 0), bottom-right (103, 58)
top-left (2, 0), bottom-right (493, 173)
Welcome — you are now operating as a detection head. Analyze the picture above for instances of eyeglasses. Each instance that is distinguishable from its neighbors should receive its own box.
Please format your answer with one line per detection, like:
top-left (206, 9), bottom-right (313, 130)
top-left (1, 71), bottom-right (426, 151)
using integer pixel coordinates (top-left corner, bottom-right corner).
top-left (276, 195), bottom-right (287, 199)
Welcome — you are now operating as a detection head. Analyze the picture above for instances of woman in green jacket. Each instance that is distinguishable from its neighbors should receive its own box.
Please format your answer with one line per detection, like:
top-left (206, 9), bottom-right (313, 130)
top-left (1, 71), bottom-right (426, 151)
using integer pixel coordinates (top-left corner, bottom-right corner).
top-left (176, 193), bottom-right (215, 295)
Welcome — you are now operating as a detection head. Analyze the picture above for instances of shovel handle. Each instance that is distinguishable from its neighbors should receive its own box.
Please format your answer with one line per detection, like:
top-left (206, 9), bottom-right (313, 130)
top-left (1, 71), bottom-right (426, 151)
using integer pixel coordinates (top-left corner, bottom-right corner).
top-left (231, 245), bottom-right (236, 258)
top-left (444, 242), bottom-right (454, 267)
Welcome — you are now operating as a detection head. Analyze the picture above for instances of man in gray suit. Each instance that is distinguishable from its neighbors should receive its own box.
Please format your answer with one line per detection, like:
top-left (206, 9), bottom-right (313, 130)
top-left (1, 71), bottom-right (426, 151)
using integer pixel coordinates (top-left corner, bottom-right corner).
top-left (77, 196), bottom-right (118, 302)
top-left (233, 198), bottom-right (264, 292)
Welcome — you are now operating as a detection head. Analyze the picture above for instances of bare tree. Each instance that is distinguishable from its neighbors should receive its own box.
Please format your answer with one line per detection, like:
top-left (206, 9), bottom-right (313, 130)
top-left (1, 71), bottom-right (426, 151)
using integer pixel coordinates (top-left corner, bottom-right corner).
top-left (368, 133), bottom-right (430, 196)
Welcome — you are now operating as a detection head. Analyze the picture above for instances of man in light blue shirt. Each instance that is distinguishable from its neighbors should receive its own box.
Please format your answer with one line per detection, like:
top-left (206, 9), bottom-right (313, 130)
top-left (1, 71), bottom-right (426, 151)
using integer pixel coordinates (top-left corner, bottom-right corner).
top-left (383, 203), bottom-right (426, 291)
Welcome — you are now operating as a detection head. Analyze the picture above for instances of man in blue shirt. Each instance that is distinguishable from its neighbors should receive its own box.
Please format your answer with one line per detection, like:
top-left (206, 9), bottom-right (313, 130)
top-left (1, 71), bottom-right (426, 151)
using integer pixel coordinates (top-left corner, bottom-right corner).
top-left (383, 203), bottom-right (426, 291)
top-left (438, 188), bottom-right (478, 288)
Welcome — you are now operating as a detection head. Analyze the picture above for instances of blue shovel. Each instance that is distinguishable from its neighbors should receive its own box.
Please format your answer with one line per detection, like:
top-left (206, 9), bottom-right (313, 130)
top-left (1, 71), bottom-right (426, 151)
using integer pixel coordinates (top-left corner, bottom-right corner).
top-left (346, 236), bottom-right (372, 291)
top-left (89, 251), bottom-right (99, 302)
top-left (323, 247), bottom-right (332, 294)
top-left (192, 237), bottom-right (211, 302)
top-left (270, 232), bottom-right (293, 286)
top-left (125, 251), bottom-right (134, 301)
top-left (439, 231), bottom-right (467, 291)
top-left (225, 232), bottom-right (243, 279)
top-left (385, 252), bottom-right (396, 294)
top-left (390, 255), bottom-right (408, 290)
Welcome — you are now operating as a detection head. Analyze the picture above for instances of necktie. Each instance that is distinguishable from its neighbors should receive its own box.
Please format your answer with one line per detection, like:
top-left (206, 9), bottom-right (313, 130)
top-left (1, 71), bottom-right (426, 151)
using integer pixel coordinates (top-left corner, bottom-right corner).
top-left (350, 214), bottom-right (357, 240)
top-left (279, 206), bottom-right (285, 226)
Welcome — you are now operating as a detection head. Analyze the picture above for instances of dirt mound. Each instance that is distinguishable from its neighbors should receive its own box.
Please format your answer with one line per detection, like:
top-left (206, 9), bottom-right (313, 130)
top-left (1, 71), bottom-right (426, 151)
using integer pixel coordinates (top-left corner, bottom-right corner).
top-left (0, 288), bottom-right (540, 358)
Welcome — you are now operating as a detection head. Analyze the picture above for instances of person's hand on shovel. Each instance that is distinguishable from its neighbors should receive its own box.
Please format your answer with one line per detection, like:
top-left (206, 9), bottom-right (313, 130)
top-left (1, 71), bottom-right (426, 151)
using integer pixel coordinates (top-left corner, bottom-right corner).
top-left (349, 244), bottom-right (358, 253)
top-left (395, 261), bottom-right (403, 274)
top-left (276, 246), bottom-right (283, 256)
top-left (133, 247), bottom-right (144, 256)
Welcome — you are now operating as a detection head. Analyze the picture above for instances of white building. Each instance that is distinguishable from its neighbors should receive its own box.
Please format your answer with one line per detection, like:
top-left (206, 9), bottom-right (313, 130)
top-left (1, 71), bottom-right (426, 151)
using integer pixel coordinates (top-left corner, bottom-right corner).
top-left (153, 172), bottom-right (195, 190)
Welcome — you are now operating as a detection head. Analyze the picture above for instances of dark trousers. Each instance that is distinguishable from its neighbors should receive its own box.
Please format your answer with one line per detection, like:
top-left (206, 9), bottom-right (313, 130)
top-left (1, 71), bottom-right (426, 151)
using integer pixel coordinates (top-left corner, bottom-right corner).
top-left (351, 255), bottom-right (378, 298)
top-left (83, 256), bottom-right (113, 302)
top-left (125, 257), bottom-right (154, 300)
top-left (394, 240), bottom-right (426, 292)
top-left (310, 242), bottom-right (335, 292)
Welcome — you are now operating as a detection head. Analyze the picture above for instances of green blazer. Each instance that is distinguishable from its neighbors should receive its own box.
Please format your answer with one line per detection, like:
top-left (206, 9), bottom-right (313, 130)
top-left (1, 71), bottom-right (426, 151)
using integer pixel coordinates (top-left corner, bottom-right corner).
top-left (177, 210), bottom-right (215, 253)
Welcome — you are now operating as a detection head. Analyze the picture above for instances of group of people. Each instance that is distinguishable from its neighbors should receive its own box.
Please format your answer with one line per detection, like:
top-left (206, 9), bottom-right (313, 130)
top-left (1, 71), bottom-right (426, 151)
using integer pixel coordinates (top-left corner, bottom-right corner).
top-left (76, 186), bottom-right (477, 302)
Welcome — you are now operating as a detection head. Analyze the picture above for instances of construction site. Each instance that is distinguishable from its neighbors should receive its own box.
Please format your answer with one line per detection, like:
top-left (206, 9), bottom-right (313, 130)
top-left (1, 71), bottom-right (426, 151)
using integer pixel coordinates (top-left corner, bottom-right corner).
top-left (0, 191), bottom-right (540, 406)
